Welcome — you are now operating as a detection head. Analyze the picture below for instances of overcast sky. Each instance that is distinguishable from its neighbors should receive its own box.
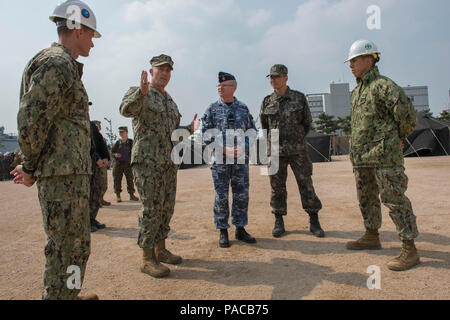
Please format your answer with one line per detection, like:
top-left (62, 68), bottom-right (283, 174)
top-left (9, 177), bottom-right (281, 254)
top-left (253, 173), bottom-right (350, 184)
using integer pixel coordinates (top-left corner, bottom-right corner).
top-left (1, 0), bottom-right (449, 136)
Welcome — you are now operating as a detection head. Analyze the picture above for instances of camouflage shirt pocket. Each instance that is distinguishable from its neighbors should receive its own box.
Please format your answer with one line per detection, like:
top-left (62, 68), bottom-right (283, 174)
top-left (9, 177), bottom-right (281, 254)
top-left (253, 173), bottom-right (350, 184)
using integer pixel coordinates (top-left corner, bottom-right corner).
top-left (357, 138), bottom-right (385, 164)
top-left (263, 104), bottom-right (279, 128)
top-left (358, 92), bottom-right (368, 106)
top-left (285, 102), bottom-right (304, 124)
top-left (147, 100), bottom-right (165, 113)
top-left (66, 82), bottom-right (89, 120)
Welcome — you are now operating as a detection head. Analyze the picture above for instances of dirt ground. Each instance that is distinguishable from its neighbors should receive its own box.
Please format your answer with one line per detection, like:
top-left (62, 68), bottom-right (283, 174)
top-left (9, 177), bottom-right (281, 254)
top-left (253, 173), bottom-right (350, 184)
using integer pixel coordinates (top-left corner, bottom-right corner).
top-left (0, 155), bottom-right (449, 300)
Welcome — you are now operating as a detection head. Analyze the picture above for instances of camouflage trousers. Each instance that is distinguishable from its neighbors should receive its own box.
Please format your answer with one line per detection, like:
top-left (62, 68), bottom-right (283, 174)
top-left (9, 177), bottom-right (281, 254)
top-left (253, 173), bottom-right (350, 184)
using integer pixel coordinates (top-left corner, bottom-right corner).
top-left (89, 165), bottom-right (103, 221)
top-left (100, 166), bottom-right (108, 199)
top-left (133, 162), bottom-right (178, 248)
top-left (269, 155), bottom-right (322, 216)
top-left (354, 166), bottom-right (419, 240)
top-left (211, 164), bottom-right (249, 229)
top-left (113, 161), bottom-right (135, 195)
top-left (36, 175), bottom-right (91, 300)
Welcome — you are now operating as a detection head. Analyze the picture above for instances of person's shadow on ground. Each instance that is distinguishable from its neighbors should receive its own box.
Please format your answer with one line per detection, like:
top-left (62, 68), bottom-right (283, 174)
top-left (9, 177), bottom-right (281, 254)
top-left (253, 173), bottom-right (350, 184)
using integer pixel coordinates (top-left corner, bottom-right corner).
top-left (170, 257), bottom-right (367, 299)
top-left (251, 230), bottom-right (450, 270)
top-left (106, 204), bottom-right (141, 212)
top-left (98, 228), bottom-right (195, 241)
top-left (97, 226), bottom-right (449, 269)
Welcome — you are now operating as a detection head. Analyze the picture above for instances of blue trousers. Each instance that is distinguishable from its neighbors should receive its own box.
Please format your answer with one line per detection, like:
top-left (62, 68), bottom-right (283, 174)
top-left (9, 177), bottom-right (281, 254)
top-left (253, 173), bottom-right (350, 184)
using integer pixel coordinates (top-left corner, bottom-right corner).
top-left (211, 164), bottom-right (249, 229)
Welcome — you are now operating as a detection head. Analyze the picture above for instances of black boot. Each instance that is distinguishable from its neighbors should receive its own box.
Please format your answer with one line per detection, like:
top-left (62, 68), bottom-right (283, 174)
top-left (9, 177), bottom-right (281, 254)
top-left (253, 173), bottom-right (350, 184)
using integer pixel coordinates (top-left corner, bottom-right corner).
top-left (235, 227), bottom-right (256, 244)
top-left (90, 221), bottom-right (98, 233)
top-left (94, 220), bottom-right (106, 230)
top-left (219, 229), bottom-right (230, 248)
top-left (309, 213), bottom-right (325, 238)
top-left (272, 214), bottom-right (286, 238)
top-left (130, 193), bottom-right (139, 201)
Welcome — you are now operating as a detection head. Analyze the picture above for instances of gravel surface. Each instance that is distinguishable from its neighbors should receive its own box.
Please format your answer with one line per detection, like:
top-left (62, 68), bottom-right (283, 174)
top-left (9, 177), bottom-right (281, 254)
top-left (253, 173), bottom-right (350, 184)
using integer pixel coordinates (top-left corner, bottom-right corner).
top-left (0, 155), bottom-right (448, 300)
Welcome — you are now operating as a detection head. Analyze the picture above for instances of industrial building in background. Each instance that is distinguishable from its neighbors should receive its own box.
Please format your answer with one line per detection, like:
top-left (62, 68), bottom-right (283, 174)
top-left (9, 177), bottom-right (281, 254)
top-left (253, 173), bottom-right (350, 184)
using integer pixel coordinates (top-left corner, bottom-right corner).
top-left (307, 83), bottom-right (430, 126)
top-left (307, 83), bottom-right (351, 124)
top-left (403, 86), bottom-right (430, 113)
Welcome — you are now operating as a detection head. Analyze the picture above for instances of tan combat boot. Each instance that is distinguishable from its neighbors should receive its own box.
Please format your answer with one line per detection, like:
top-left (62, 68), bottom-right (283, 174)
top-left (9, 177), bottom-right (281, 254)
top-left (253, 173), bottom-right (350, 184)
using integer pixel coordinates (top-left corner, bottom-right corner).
top-left (387, 240), bottom-right (420, 271)
top-left (116, 194), bottom-right (122, 203)
top-left (156, 239), bottom-right (183, 265)
top-left (141, 247), bottom-right (170, 278)
top-left (129, 193), bottom-right (139, 201)
top-left (346, 228), bottom-right (382, 250)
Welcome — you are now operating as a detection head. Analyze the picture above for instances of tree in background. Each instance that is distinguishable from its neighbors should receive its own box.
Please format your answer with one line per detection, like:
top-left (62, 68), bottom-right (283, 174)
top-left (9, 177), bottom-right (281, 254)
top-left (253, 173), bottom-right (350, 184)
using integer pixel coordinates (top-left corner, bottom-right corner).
top-left (438, 109), bottom-right (450, 122)
top-left (337, 116), bottom-right (352, 135)
top-left (422, 108), bottom-right (433, 117)
top-left (314, 113), bottom-right (339, 135)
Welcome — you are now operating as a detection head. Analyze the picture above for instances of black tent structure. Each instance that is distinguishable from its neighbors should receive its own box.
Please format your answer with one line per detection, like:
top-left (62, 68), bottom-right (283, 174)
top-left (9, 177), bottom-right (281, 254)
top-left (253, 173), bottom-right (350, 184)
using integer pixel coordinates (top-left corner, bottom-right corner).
top-left (404, 112), bottom-right (450, 157)
top-left (255, 131), bottom-right (332, 164)
top-left (306, 131), bottom-right (332, 162)
top-left (178, 140), bottom-right (206, 169)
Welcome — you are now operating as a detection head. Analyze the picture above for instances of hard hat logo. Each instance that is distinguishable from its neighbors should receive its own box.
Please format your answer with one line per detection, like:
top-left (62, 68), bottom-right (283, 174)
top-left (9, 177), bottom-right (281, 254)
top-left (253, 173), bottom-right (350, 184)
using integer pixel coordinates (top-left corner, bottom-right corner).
top-left (365, 44), bottom-right (372, 50)
top-left (81, 9), bottom-right (90, 19)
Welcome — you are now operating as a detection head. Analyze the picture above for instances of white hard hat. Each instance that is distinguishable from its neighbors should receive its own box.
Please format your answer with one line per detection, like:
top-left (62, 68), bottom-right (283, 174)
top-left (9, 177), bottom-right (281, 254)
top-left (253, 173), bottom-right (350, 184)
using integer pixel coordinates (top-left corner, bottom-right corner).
top-left (50, 0), bottom-right (101, 38)
top-left (345, 40), bottom-right (380, 63)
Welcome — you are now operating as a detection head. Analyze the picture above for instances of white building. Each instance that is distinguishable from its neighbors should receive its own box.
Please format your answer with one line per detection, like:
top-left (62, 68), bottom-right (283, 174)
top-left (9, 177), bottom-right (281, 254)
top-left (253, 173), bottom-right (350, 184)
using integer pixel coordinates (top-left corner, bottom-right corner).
top-left (402, 86), bottom-right (429, 113)
top-left (307, 83), bottom-right (351, 124)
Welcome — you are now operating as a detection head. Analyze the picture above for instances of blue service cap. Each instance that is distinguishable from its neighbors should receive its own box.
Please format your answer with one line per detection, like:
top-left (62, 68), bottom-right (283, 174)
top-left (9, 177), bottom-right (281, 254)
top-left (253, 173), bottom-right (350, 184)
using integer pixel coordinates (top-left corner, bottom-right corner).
top-left (218, 72), bottom-right (236, 83)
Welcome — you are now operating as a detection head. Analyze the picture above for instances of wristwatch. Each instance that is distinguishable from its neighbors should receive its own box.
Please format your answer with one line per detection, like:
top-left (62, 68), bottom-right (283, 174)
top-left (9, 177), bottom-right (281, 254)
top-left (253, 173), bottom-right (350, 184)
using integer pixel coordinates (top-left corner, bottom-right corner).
top-left (21, 165), bottom-right (35, 175)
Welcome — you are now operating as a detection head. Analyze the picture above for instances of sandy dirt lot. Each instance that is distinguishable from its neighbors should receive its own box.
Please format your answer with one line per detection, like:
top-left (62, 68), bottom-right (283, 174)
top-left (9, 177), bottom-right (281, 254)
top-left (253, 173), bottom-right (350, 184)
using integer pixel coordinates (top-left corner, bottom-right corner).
top-left (0, 155), bottom-right (449, 300)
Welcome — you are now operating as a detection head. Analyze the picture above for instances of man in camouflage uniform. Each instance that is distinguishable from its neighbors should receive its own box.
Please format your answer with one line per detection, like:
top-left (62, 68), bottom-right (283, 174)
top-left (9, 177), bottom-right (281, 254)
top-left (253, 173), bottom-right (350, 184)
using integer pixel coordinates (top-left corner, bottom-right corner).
top-left (260, 64), bottom-right (325, 238)
top-left (93, 120), bottom-right (111, 207)
top-left (11, 0), bottom-right (100, 300)
top-left (111, 126), bottom-right (138, 203)
top-left (202, 72), bottom-right (257, 248)
top-left (345, 40), bottom-right (420, 271)
top-left (120, 54), bottom-right (200, 278)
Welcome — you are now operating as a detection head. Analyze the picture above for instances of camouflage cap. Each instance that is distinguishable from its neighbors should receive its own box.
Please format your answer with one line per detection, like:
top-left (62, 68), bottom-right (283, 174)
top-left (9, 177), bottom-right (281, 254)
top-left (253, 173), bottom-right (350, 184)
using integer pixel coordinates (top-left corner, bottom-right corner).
top-left (118, 126), bottom-right (128, 132)
top-left (150, 54), bottom-right (174, 70)
top-left (267, 64), bottom-right (288, 77)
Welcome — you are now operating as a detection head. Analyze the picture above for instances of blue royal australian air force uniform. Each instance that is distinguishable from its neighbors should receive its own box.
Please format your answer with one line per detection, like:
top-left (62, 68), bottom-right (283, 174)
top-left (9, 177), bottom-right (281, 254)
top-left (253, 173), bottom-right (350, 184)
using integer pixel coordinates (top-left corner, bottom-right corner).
top-left (202, 97), bottom-right (256, 230)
